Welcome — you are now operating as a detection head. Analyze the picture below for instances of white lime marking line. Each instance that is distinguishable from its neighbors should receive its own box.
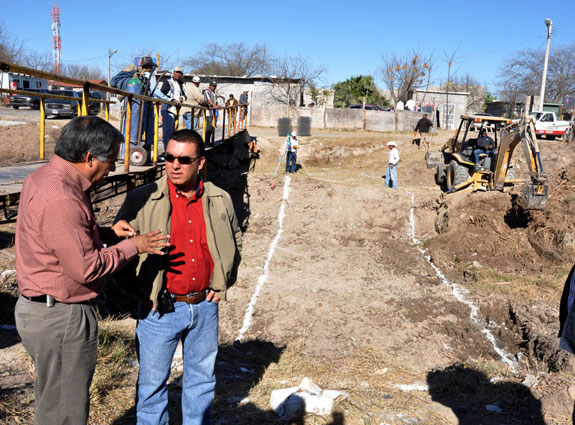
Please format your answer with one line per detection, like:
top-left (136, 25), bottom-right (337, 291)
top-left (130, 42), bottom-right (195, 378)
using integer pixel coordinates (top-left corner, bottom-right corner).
top-left (236, 176), bottom-right (291, 342)
top-left (406, 191), bottom-right (518, 372)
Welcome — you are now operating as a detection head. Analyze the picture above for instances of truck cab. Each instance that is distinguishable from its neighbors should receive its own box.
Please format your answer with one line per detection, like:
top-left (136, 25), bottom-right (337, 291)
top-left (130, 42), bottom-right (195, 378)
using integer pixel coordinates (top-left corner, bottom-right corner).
top-left (529, 111), bottom-right (570, 140)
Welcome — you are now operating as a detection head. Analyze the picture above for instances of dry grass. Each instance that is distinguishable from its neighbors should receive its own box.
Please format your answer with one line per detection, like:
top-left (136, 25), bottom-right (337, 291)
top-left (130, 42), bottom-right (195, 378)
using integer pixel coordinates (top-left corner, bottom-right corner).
top-left (89, 318), bottom-right (138, 423)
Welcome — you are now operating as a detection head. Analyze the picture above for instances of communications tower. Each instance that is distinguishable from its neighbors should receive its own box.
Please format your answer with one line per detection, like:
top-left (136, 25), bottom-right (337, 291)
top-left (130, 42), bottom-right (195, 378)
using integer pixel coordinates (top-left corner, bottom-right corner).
top-left (51, 2), bottom-right (62, 74)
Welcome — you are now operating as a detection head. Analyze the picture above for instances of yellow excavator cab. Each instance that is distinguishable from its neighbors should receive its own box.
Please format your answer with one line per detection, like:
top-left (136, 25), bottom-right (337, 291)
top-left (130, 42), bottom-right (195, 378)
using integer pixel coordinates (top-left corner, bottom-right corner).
top-left (426, 114), bottom-right (547, 210)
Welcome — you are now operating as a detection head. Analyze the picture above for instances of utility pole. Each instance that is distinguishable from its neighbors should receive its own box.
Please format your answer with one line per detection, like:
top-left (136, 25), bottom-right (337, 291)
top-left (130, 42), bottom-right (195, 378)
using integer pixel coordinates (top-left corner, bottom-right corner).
top-left (538, 18), bottom-right (553, 111)
top-left (445, 58), bottom-right (452, 130)
top-left (107, 48), bottom-right (118, 100)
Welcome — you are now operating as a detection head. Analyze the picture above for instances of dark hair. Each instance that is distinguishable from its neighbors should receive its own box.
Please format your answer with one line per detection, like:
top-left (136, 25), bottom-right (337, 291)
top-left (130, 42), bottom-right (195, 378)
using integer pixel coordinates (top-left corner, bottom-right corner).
top-left (167, 129), bottom-right (205, 157)
top-left (55, 116), bottom-right (123, 162)
top-left (229, 94), bottom-right (234, 98)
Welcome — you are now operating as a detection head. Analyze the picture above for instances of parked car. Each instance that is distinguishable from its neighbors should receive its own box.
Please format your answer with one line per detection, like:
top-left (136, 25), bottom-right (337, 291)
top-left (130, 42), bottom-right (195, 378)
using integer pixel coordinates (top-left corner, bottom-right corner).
top-left (347, 104), bottom-right (386, 111)
top-left (10, 88), bottom-right (47, 110)
top-left (88, 91), bottom-right (103, 115)
top-left (45, 90), bottom-right (82, 118)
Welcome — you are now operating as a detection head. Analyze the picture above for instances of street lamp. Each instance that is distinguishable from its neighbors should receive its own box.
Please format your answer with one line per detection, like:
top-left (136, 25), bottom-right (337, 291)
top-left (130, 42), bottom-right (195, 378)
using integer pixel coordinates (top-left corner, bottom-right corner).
top-left (538, 19), bottom-right (553, 111)
top-left (107, 48), bottom-right (118, 99)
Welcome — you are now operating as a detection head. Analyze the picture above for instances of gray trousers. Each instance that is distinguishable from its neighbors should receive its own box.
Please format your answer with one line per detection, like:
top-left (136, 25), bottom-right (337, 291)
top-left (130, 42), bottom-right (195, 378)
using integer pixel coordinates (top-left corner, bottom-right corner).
top-left (15, 295), bottom-right (98, 425)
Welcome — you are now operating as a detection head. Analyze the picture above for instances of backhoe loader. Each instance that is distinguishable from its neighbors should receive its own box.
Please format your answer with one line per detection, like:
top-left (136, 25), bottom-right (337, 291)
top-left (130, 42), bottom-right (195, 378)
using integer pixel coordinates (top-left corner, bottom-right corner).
top-left (425, 114), bottom-right (548, 210)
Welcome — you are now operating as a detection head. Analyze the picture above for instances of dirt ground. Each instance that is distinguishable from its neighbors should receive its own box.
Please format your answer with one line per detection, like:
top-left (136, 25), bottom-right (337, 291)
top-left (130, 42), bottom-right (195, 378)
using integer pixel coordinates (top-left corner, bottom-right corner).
top-left (2, 110), bottom-right (575, 424)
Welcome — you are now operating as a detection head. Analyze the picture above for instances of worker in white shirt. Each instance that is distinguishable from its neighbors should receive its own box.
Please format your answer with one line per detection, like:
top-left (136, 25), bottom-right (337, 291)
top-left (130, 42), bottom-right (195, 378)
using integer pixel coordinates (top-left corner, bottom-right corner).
top-left (384, 141), bottom-right (400, 189)
top-left (285, 131), bottom-right (299, 173)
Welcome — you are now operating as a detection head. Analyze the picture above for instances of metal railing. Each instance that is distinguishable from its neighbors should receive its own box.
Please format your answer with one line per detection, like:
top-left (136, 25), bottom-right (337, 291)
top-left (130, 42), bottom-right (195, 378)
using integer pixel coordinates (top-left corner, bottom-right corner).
top-left (0, 61), bottom-right (249, 172)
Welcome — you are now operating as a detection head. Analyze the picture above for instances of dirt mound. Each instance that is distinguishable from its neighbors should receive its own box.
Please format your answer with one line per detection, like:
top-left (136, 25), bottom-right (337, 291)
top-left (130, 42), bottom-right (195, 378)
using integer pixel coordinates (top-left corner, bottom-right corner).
top-left (0, 123), bottom-right (61, 166)
top-left (526, 167), bottom-right (575, 263)
top-left (422, 161), bottom-right (575, 277)
top-left (422, 191), bottom-right (543, 274)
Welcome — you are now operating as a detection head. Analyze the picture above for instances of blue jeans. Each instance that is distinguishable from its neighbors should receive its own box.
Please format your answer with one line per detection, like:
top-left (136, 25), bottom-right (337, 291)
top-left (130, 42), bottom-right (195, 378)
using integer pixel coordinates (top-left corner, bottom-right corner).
top-left (474, 149), bottom-right (492, 164)
top-left (161, 105), bottom-right (175, 153)
top-left (136, 299), bottom-right (219, 425)
top-left (286, 151), bottom-right (297, 173)
top-left (183, 113), bottom-right (199, 130)
top-left (384, 164), bottom-right (397, 189)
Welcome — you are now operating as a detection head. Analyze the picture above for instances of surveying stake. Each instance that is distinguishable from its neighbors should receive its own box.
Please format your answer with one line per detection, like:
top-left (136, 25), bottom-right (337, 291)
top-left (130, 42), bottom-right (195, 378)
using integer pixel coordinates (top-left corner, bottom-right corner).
top-left (273, 151), bottom-right (286, 175)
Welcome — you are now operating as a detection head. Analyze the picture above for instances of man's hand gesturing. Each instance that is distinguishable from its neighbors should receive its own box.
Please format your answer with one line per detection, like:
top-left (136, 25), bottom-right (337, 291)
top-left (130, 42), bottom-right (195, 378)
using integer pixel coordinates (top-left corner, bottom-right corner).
top-left (131, 230), bottom-right (170, 255)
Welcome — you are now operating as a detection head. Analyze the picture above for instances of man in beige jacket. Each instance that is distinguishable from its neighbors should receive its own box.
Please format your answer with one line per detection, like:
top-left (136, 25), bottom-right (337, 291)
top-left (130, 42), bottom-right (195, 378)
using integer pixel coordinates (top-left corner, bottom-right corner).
top-left (114, 129), bottom-right (242, 424)
top-left (183, 76), bottom-right (207, 130)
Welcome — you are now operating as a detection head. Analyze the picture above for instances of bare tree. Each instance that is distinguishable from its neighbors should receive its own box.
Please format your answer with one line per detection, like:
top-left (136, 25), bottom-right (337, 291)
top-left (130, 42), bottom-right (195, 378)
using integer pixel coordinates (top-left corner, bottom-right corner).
top-left (64, 64), bottom-right (104, 80)
top-left (381, 48), bottom-right (433, 105)
top-left (268, 53), bottom-right (325, 107)
top-left (185, 43), bottom-right (271, 77)
top-left (119, 48), bottom-right (178, 72)
top-left (498, 43), bottom-right (575, 105)
top-left (439, 73), bottom-right (485, 112)
top-left (381, 47), bottom-right (433, 130)
top-left (22, 50), bottom-right (53, 72)
top-left (0, 22), bottom-right (25, 63)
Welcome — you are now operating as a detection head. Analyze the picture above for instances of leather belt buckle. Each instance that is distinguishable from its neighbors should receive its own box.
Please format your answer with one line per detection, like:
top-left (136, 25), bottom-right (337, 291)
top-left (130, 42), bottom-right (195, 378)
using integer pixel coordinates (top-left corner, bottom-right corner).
top-left (172, 291), bottom-right (206, 304)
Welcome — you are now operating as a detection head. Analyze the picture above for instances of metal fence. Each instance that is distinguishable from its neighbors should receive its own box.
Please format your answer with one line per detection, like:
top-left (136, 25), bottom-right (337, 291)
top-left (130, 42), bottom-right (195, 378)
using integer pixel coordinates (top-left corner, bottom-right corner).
top-left (0, 61), bottom-right (249, 172)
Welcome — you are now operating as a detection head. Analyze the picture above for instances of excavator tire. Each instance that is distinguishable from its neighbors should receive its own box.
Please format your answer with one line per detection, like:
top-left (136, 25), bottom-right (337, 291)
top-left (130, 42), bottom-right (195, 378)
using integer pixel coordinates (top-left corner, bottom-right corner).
top-left (434, 163), bottom-right (446, 186)
top-left (446, 160), bottom-right (470, 193)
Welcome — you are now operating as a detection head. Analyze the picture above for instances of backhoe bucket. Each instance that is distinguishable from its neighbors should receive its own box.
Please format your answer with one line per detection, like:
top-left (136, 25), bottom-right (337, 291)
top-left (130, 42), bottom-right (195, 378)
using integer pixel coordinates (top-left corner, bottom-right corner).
top-left (425, 151), bottom-right (444, 169)
top-left (518, 183), bottom-right (548, 210)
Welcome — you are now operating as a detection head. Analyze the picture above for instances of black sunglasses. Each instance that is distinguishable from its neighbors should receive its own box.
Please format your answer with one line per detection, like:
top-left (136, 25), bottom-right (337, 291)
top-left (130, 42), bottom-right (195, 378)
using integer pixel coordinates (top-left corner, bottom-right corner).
top-left (164, 154), bottom-right (201, 165)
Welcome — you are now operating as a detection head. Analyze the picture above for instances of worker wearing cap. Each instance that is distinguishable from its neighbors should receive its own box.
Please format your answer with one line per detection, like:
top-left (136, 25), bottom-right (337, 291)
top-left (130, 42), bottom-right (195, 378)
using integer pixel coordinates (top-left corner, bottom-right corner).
top-left (120, 56), bottom-right (158, 159)
top-left (384, 141), bottom-right (400, 189)
top-left (474, 128), bottom-right (495, 166)
top-left (203, 81), bottom-right (221, 145)
top-left (183, 76), bottom-right (208, 130)
top-left (155, 66), bottom-right (187, 153)
top-left (285, 131), bottom-right (299, 173)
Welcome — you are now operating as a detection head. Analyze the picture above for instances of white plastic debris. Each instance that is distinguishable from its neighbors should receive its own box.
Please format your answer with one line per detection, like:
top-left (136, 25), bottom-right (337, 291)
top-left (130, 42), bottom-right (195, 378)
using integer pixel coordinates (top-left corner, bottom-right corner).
top-left (270, 377), bottom-right (347, 420)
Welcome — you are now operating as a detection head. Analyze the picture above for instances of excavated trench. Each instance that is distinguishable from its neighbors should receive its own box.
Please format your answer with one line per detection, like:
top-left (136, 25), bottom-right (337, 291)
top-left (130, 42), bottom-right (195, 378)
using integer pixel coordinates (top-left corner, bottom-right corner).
top-left (413, 189), bottom-right (574, 375)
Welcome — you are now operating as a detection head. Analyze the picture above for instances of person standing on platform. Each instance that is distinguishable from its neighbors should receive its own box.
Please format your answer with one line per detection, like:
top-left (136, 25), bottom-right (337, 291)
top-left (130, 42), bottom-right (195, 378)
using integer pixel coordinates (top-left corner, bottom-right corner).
top-left (155, 66), bottom-right (186, 154)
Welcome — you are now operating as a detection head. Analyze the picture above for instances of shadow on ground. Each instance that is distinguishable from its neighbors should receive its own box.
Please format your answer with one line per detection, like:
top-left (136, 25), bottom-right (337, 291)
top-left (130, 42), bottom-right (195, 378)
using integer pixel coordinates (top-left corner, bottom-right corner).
top-left (0, 231), bottom-right (14, 249)
top-left (427, 363), bottom-right (546, 424)
top-left (111, 339), bottom-right (334, 424)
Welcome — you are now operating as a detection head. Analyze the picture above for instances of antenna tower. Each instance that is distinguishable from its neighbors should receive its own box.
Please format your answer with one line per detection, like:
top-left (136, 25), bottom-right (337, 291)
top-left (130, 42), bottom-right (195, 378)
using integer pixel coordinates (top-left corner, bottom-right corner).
top-left (51, 2), bottom-right (62, 74)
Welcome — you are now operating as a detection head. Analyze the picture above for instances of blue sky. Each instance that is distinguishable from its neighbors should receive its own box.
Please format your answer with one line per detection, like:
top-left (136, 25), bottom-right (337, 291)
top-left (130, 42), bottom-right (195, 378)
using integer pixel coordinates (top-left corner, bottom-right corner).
top-left (3, 0), bottom-right (575, 95)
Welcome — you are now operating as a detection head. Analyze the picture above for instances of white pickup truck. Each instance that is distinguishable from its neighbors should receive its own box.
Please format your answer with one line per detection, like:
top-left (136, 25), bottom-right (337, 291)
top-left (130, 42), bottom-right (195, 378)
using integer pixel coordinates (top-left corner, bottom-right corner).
top-left (530, 111), bottom-right (570, 140)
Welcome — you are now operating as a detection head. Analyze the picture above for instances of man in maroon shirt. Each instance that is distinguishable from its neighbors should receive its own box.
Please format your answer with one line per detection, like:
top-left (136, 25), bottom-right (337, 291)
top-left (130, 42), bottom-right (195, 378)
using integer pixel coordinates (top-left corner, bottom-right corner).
top-left (15, 116), bottom-right (169, 425)
top-left (115, 129), bottom-right (242, 424)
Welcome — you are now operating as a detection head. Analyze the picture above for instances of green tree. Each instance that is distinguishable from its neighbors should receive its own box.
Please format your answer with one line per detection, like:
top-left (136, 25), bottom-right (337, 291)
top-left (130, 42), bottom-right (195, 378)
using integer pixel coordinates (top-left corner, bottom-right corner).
top-left (333, 75), bottom-right (388, 108)
top-left (483, 91), bottom-right (495, 112)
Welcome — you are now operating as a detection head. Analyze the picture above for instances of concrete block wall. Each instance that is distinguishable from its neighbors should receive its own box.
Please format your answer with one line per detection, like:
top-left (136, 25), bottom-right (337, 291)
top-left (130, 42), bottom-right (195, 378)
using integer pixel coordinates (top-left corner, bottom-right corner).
top-left (250, 105), bottom-right (425, 133)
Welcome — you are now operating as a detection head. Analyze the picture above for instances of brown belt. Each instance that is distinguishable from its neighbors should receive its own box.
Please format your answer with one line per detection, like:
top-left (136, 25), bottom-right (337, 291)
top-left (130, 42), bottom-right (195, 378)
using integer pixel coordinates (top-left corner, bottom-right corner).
top-left (171, 291), bottom-right (207, 304)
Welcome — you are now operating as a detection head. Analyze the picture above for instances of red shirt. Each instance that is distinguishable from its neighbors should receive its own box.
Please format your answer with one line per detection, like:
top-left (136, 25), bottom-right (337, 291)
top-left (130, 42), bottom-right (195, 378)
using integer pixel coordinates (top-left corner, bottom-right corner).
top-left (166, 179), bottom-right (214, 294)
top-left (15, 155), bottom-right (138, 303)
